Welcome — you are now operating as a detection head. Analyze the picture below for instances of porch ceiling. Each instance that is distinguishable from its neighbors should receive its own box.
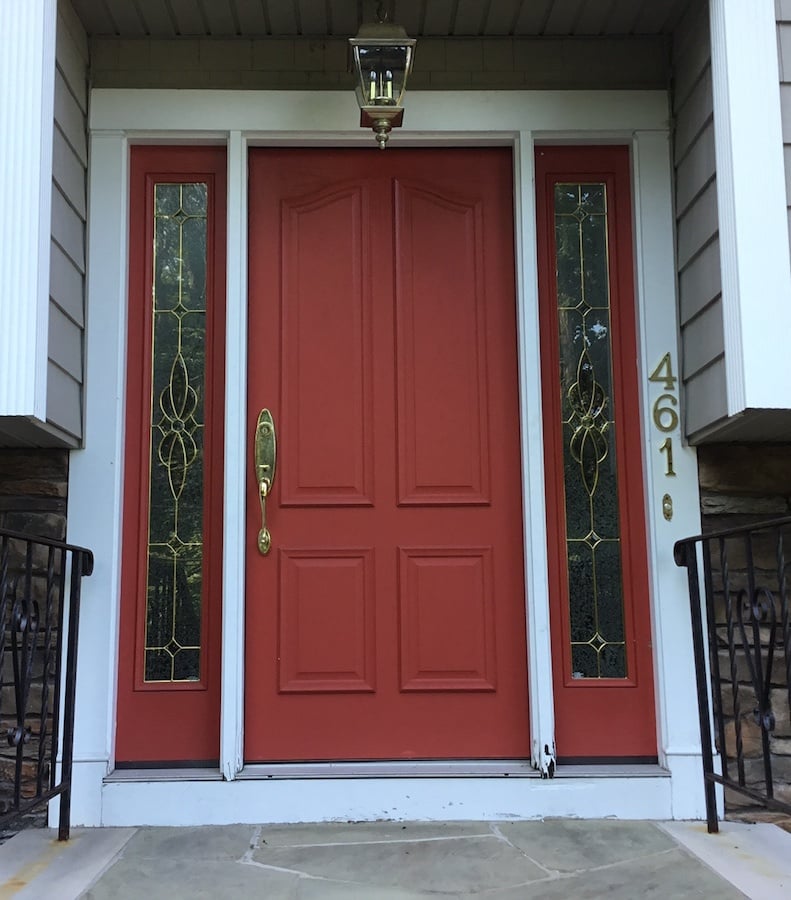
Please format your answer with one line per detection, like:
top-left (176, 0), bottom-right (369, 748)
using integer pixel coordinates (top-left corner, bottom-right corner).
top-left (69, 0), bottom-right (687, 39)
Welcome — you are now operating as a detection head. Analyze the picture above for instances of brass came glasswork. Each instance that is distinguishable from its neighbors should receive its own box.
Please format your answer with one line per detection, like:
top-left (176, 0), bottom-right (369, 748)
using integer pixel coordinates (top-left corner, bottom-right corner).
top-left (254, 409), bottom-right (277, 555)
top-left (145, 182), bottom-right (208, 683)
top-left (554, 182), bottom-right (627, 680)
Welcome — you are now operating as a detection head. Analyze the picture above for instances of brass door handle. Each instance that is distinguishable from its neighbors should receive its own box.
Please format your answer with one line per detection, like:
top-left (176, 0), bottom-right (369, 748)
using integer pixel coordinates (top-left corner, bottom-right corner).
top-left (254, 409), bottom-right (276, 555)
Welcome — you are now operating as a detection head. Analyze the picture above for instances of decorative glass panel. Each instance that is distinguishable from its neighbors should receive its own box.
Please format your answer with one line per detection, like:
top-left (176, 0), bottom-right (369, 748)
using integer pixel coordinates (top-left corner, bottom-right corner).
top-left (554, 183), bottom-right (627, 679)
top-left (144, 183), bottom-right (208, 682)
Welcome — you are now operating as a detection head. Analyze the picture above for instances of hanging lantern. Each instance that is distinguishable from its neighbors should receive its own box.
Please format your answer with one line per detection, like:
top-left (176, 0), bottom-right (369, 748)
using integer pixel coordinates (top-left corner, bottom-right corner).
top-left (349, 9), bottom-right (416, 150)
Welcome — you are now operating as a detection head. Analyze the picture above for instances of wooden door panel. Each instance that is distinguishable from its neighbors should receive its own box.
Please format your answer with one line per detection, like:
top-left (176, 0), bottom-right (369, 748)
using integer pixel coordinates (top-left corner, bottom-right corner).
top-left (278, 548), bottom-right (376, 693)
top-left (280, 184), bottom-right (374, 506)
top-left (394, 180), bottom-right (490, 506)
top-left (246, 148), bottom-right (529, 762)
top-left (398, 547), bottom-right (497, 692)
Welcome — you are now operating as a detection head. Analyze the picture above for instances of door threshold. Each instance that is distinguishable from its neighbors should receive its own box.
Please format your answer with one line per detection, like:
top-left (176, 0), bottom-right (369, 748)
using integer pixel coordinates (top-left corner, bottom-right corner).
top-left (238, 760), bottom-right (669, 779)
top-left (105, 767), bottom-right (224, 783)
top-left (104, 761), bottom-right (671, 783)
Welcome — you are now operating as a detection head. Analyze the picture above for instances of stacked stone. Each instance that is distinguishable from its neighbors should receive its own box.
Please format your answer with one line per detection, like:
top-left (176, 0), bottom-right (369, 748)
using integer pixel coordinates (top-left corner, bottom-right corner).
top-left (0, 449), bottom-right (68, 822)
top-left (698, 445), bottom-right (791, 821)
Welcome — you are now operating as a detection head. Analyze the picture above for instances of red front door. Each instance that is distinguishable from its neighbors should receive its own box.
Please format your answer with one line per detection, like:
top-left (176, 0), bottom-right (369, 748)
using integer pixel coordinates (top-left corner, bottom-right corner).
top-left (245, 148), bottom-right (529, 761)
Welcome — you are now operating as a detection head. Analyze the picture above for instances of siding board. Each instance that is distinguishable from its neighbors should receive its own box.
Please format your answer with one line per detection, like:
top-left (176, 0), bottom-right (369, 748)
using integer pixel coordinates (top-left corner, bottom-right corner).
top-left (56, 10), bottom-right (89, 112)
top-left (676, 179), bottom-right (718, 271)
top-left (51, 185), bottom-right (85, 272)
top-left (781, 15), bottom-right (791, 257)
top-left (682, 302), bottom-right (725, 380)
top-left (53, 68), bottom-right (87, 164)
top-left (46, 361), bottom-right (82, 441)
top-left (672, 0), bottom-right (726, 441)
top-left (50, 241), bottom-right (84, 326)
top-left (671, 1), bottom-right (709, 108)
top-left (48, 304), bottom-right (82, 379)
top-left (674, 65), bottom-right (713, 162)
top-left (49, 1), bottom-right (88, 443)
top-left (52, 126), bottom-right (86, 219)
top-left (678, 238), bottom-right (721, 325)
top-left (675, 125), bottom-right (716, 218)
top-left (684, 357), bottom-right (728, 437)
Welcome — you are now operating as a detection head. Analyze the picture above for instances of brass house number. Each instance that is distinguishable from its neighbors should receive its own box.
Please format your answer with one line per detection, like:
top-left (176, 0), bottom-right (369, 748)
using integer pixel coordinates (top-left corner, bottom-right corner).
top-left (648, 353), bottom-right (679, 521)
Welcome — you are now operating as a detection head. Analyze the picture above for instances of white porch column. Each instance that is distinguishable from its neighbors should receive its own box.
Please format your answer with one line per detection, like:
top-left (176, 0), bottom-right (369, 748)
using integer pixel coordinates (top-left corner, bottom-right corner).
top-left (220, 132), bottom-right (247, 779)
top-left (66, 132), bottom-right (130, 824)
top-left (632, 131), bottom-right (707, 820)
top-left (709, 0), bottom-right (791, 413)
top-left (515, 133), bottom-right (556, 776)
top-left (0, 0), bottom-right (56, 418)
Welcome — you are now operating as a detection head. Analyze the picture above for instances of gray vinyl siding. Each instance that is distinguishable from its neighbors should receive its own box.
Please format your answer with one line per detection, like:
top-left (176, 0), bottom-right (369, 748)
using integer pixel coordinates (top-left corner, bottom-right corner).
top-left (777, 0), bottom-right (791, 253)
top-left (672, 0), bottom-right (727, 439)
top-left (49, 0), bottom-right (88, 444)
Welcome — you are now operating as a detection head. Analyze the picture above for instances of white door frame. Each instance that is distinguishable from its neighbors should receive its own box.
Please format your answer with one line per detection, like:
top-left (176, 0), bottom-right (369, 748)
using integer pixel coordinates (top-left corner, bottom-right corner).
top-left (66, 88), bottom-right (705, 826)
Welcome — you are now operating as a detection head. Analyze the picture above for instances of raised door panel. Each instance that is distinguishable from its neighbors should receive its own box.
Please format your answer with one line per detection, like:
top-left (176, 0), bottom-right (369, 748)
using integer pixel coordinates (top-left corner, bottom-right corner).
top-left (278, 548), bottom-right (376, 693)
top-left (280, 185), bottom-right (374, 506)
top-left (399, 547), bottom-right (496, 691)
top-left (394, 181), bottom-right (490, 506)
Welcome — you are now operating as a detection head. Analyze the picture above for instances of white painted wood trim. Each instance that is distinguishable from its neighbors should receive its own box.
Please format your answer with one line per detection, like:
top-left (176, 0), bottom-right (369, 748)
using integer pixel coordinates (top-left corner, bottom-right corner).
top-left (710, 0), bottom-right (791, 413)
top-left (631, 132), bottom-right (706, 819)
top-left (220, 132), bottom-right (247, 781)
top-left (66, 131), bottom-right (130, 826)
top-left (0, 0), bottom-right (56, 418)
top-left (514, 134), bottom-right (556, 774)
top-left (89, 90), bottom-right (670, 135)
top-left (98, 774), bottom-right (674, 827)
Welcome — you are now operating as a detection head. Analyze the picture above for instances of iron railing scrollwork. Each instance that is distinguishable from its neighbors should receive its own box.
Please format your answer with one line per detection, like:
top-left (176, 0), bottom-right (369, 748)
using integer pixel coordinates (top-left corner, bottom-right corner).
top-left (674, 516), bottom-right (791, 833)
top-left (0, 528), bottom-right (93, 841)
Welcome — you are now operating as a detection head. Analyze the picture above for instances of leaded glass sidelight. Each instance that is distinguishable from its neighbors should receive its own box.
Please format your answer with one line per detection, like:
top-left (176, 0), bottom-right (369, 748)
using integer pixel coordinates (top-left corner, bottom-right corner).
top-left (144, 183), bottom-right (208, 682)
top-left (553, 183), bottom-right (627, 679)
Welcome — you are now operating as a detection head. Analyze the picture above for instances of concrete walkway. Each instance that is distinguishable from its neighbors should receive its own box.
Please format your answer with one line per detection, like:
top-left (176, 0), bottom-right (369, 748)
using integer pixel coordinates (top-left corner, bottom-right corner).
top-left (1, 819), bottom-right (790, 899)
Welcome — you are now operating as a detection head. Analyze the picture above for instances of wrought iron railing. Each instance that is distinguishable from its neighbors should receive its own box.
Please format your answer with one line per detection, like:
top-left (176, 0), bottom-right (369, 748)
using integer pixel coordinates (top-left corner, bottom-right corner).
top-left (674, 516), bottom-right (791, 833)
top-left (0, 528), bottom-right (92, 841)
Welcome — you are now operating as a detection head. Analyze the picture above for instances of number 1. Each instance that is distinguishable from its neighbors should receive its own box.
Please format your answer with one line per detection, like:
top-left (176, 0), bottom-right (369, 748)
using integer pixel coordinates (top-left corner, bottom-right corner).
top-left (659, 438), bottom-right (676, 477)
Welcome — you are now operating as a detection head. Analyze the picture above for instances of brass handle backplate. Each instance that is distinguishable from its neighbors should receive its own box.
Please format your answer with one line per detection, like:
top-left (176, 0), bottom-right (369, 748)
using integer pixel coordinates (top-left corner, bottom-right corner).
top-left (254, 409), bottom-right (276, 555)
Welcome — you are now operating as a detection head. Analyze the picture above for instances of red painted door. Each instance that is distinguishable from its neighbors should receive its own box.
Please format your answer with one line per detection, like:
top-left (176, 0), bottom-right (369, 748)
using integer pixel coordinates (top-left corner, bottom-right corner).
top-left (536, 146), bottom-right (657, 760)
top-left (245, 149), bottom-right (529, 761)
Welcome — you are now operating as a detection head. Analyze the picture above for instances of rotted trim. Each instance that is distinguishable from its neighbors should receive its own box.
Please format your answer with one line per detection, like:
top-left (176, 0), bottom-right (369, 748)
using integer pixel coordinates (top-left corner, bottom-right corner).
top-left (533, 740), bottom-right (556, 779)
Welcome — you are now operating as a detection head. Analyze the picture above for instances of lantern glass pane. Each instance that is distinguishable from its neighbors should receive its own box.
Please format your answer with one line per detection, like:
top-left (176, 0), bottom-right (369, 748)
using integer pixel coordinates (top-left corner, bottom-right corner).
top-left (354, 45), bottom-right (412, 107)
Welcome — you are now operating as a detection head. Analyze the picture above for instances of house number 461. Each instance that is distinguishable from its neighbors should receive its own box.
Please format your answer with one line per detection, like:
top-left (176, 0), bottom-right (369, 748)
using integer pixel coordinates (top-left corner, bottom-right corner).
top-left (648, 352), bottom-right (678, 477)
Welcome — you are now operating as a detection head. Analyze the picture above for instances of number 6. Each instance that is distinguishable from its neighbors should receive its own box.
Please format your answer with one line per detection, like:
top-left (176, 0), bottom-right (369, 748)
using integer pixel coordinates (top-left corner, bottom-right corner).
top-left (652, 394), bottom-right (678, 433)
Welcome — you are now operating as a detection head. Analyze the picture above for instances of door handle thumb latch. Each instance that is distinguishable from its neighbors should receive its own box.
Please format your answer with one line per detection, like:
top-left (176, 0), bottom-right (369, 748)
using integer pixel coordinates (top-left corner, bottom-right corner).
top-left (254, 409), bottom-right (276, 555)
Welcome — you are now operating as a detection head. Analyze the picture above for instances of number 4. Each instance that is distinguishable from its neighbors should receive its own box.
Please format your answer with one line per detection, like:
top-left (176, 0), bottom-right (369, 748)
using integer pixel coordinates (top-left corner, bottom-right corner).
top-left (649, 353), bottom-right (677, 391)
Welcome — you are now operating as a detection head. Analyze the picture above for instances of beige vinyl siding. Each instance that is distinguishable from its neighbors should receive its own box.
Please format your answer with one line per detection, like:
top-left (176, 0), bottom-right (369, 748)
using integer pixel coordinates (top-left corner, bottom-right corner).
top-left (49, 0), bottom-right (88, 444)
top-left (672, 0), bottom-right (727, 439)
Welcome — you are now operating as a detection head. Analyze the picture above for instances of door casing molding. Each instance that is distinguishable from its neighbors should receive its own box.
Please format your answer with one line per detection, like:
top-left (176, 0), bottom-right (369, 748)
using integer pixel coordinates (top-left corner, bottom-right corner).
top-left (66, 89), bottom-right (705, 826)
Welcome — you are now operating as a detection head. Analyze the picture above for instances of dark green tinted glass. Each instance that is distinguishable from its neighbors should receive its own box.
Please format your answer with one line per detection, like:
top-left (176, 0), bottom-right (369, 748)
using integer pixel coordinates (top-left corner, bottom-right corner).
top-left (145, 183), bottom-right (208, 682)
top-left (554, 183), bottom-right (627, 679)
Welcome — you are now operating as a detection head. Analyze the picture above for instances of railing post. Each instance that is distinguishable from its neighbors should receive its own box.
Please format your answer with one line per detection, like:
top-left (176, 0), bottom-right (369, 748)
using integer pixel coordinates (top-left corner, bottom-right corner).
top-left (56, 549), bottom-right (88, 841)
top-left (676, 539), bottom-right (719, 833)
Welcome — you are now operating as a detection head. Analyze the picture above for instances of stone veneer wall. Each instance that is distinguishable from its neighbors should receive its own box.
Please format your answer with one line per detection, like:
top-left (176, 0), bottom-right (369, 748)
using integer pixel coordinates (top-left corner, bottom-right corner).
top-left (697, 444), bottom-right (791, 817)
top-left (0, 449), bottom-right (69, 821)
top-left (0, 450), bottom-right (68, 541)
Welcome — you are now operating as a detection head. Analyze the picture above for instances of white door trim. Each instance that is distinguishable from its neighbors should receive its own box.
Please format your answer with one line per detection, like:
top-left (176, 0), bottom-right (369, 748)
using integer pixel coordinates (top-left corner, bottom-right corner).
top-left (67, 88), bottom-right (705, 825)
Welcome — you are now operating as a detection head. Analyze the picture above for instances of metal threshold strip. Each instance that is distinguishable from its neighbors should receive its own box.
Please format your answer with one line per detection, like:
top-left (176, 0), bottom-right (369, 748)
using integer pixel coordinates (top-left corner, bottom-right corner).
top-left (105, 762), bottom-right (670, 782)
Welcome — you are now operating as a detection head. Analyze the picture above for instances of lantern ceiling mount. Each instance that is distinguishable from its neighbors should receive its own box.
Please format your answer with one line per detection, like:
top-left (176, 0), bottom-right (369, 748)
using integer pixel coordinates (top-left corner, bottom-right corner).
top-left (349, 3), bottom-right (416, 149)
